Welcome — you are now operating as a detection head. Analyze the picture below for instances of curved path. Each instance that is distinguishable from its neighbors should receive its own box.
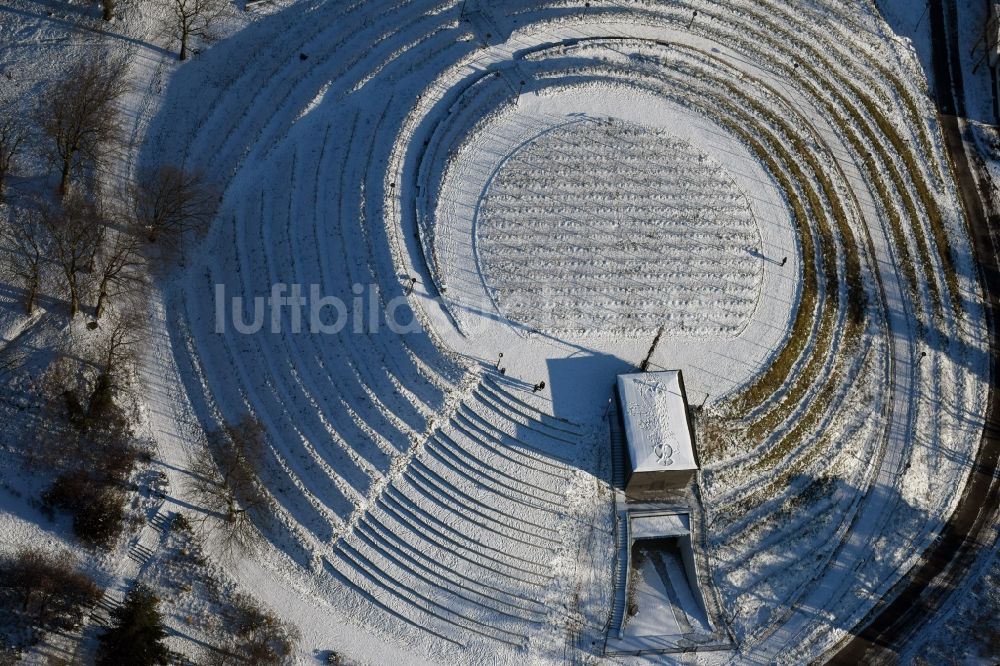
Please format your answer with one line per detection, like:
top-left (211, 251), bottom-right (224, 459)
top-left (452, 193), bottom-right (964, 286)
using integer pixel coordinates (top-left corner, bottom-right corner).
top-left (829, 0), bottom-right (1000, 660)
top-left (387, 13), bottom-right (938, 661)
top-left (133, 1), bottom-right (986, 663)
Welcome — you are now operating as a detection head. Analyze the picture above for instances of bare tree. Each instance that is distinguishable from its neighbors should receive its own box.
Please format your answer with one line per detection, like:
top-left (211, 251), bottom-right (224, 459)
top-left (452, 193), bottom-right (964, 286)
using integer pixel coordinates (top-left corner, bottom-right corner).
top-left (0, 105), bottom-right (28, 203)
top-left (41, 194), bottom-right (105, 316)
top-left (134, 164), bottom-right (218, 247)
top-left (0, 548), bottom-right (102, 631)
top-left (32, 328), bottom-right (142, 472)
top-left (206, 593), bottom-right (300, 666)
top-left (4, 208), bottom-right (50, 314)
top-left (95, 307), bottom-right (146, 382)
top-left (38, 57), bottom-right (128, 196)
top-left (94, 225), bottom-right (146, 319)
top-left (165, 0), bottom-right (229, 61)
top-left (187, 416), bottom-right (271, 555)
top-left (32, 316), bottom-right (145, 548)
top-left (100, 0), bottom-right (115, 21)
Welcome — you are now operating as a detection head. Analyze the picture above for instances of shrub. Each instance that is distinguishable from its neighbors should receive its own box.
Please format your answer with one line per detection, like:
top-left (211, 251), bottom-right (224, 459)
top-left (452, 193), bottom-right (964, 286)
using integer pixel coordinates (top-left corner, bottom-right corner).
top-left (207, 593), bottom-right (299, 665)
top-left (35, 360), bottom-right (140, 549)
top-left (72, 487), bottom-right (127, 547)
top-left (0, 640), bottom-right (17, 665)
top-left (170, 513), bottom-right (192, 533)
top-left (43, 472), bottom-right (128, 547)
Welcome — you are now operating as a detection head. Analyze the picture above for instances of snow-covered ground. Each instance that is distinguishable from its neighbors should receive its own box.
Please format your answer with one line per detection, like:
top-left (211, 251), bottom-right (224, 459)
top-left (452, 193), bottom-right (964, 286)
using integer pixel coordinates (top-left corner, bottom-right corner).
top-left (446, 114), bottom-right (766, 337)
top-left (0, 0), bottom-right (995, 663)
top-left (426, 84), bottom-right (799, 403)
top-left (625, 543), bottom-right (711, 640)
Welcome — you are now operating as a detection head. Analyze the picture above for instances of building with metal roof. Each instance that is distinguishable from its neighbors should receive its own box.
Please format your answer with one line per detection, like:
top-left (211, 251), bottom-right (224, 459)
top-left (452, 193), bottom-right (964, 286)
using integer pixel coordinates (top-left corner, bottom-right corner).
top-left (616, 371), bottom-right (699, 500)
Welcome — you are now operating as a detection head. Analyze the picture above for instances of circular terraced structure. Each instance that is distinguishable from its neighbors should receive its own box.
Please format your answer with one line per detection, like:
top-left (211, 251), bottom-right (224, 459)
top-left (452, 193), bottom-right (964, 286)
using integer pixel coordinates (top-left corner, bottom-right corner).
top-left (144, 0), bottom-right (988, 663)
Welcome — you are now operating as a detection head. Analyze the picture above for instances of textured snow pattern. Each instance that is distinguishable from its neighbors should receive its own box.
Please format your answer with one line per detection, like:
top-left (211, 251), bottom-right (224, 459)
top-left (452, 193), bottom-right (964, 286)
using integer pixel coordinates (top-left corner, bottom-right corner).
top-left (477, 120), bottom-right (761, 335)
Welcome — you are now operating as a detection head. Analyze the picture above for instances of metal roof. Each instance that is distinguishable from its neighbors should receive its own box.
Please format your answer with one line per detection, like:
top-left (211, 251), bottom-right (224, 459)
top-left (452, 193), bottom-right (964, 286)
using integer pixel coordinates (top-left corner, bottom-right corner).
top-left (617, 371), bottom-right (698, 474)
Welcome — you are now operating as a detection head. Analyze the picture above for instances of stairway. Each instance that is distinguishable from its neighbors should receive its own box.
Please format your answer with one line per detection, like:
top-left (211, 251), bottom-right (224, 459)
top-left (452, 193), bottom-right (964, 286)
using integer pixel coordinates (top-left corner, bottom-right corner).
top-left (608, 400), bottom-right (628, 491)
top-left (608, 512), bottom-right (630, 639)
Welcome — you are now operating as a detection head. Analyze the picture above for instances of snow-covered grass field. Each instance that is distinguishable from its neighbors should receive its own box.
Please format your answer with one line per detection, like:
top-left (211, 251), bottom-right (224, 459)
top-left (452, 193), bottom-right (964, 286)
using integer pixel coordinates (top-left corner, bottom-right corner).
top-left (0, 0), bottom-right (996, 663)
top-left (469, 118), bottom-right (761, 336)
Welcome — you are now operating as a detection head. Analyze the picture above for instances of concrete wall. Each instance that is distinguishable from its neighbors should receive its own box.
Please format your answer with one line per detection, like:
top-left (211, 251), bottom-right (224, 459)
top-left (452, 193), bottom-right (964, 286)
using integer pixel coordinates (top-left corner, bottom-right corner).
top-left (625, 469), bottom-right (695, 500)
top-left (679, 534), bottom-right (712, 631)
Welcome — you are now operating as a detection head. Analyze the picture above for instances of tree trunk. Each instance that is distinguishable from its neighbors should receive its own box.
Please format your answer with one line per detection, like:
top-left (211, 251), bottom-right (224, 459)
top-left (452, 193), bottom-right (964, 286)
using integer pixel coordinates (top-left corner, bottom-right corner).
top-left (38, 595), bottom-right (50, 623)
top-left (25, 274), bottom-right (37, 315)
top-left (102, 0), bottom-right (113, 20)
top-left (95, 277), bottom-right (109, 319)
top-left (59, 156), bottom-right (72, 196)
top-left (68, 279), bottom-right (78, 317)
top-left (179, 31), bottom-right (189, 61)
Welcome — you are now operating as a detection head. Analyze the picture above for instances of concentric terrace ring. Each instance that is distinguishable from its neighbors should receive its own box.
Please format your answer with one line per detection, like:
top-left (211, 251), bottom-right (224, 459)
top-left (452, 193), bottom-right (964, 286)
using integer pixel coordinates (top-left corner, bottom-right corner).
top-left (142, 1), bottom-right (986, 662)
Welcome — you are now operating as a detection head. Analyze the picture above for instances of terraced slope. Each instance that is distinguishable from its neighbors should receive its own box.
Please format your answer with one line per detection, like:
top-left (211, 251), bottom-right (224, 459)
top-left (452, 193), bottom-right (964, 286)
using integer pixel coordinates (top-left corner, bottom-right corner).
top-left (142, 0), bottom-right (987, 662)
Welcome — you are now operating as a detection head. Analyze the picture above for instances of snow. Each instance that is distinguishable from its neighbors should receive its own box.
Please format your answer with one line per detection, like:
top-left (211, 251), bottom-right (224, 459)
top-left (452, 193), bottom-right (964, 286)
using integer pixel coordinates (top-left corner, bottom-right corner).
top-left (0, 0), bottom-right (996, 663)
top-left (424, 83), bottom-right (801, 404)
top-left (470, 119), bottom-right (761, 336)
top-left (625, 546), bottom-right (709, 639)
top-left (630, 513), bottom-right (691, 540)
top-left (618, 372), bottom-right (697, 474)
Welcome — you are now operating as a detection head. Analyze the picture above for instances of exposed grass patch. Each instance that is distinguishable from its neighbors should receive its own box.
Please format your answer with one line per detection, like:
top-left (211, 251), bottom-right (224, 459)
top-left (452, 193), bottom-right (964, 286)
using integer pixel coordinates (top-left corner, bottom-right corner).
top-left (800, 60), bottom-right (946, 312)
top-left (691, 2), bottom-right (955, 316)
top-left (659, 46), bottom-right (870, 468)
top-left (736, 4), bottom-right (954, 316)
top-left (710, 77), bottom-right (868, 431)
top-left (719, 348), bottom-right (876, 516)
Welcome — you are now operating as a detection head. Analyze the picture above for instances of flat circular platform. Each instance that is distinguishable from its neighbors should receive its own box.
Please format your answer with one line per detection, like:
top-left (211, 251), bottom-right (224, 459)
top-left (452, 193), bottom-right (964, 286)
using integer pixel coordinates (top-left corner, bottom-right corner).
top-left (475, 118), bottom-right (762, 336)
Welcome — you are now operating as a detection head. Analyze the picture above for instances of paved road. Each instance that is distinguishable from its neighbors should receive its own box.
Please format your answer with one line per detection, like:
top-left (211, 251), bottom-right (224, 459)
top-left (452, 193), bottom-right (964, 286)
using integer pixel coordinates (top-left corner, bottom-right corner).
top-left (828, 0), bottom-right (1000, 661)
